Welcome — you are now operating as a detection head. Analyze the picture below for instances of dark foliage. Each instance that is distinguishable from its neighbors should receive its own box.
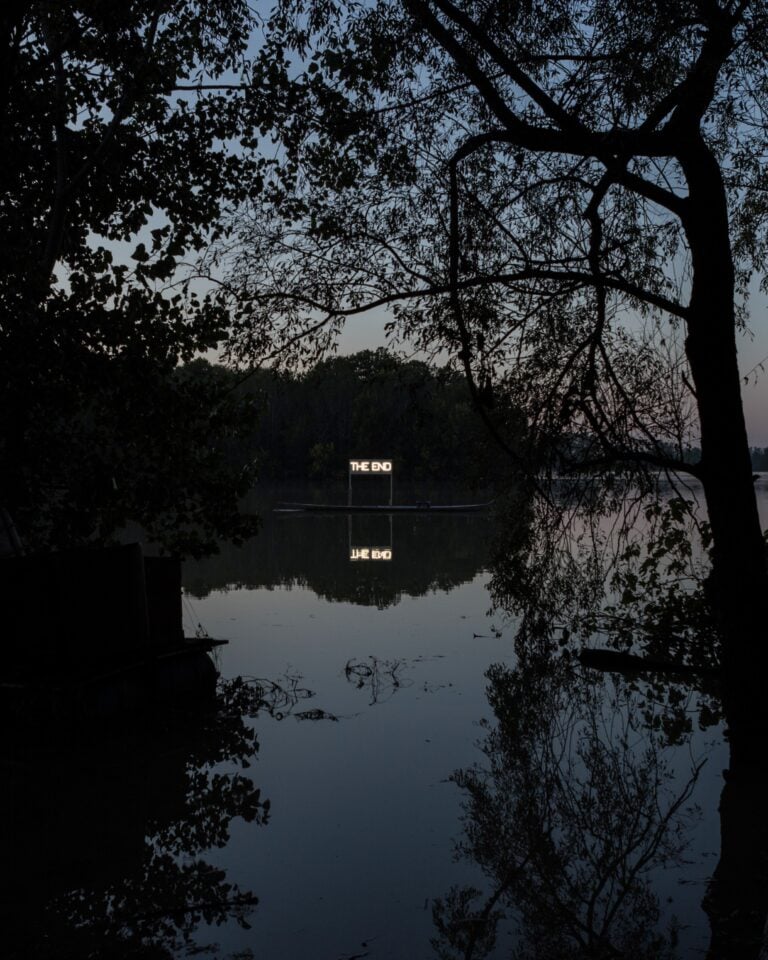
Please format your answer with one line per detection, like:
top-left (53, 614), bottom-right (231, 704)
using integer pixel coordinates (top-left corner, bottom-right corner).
top-left (0, 1), bottom-right (263, 555)
top-left (206, 348), bottom-right (524, 483)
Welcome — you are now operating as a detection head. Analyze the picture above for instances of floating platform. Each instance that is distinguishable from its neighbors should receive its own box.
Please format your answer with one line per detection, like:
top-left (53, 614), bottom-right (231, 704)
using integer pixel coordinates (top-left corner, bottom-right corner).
top-left (275, 501), bottom-right (492, 514)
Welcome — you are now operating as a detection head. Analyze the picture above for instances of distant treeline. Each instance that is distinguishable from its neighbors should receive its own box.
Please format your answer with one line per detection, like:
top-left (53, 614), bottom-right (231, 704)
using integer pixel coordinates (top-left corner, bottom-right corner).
top-left (547, 437), bottom-right (768, 474)
top-left (184, 350), bottom-right (522, 484)
top-left (669, 446), bottom-right (768, 471)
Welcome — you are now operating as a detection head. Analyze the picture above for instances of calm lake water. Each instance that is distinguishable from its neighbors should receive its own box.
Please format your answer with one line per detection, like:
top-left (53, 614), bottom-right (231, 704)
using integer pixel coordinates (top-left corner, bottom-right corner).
top-left (7, 479), bottom-right (768, 958)
top-left (183, 507), bottom-right (517, 959)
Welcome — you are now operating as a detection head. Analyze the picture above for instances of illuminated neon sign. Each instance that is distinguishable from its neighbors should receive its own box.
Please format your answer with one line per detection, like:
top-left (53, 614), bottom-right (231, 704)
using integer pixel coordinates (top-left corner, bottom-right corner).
top-left (349, 460), bottom-right (393, 473)
top-left (348, 458), bottom-right (394, 508)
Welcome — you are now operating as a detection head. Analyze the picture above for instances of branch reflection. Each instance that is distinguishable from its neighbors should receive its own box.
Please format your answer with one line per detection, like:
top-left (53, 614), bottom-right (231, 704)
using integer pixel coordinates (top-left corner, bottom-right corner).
top-left (433, 653), bottom-right (704, 960)
top-left (1, 681), bottom-right (270, 959)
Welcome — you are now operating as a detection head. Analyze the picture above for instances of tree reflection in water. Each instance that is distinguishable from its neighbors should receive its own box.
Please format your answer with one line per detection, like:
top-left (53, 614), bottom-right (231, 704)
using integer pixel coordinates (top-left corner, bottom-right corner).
top-left (184, 506), bottom-right (493, 608)
top-left (477, 490), bottom-right (768, 958)
top-left (703, 745), bottom-right (768, 960)
top-left (345, 655), bottom-right (412, 704)
top-left (1, 679), bottom-right (272, 960)
top-left (432, 651), bottom-right (704, 960)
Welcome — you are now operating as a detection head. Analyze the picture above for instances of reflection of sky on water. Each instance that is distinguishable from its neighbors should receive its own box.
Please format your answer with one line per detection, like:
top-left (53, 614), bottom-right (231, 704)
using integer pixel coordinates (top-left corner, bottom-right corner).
top-left (192, 572), bottom-right (511, 958)
top-left (182, 501), bottom-right (734, 959)
top-left (9, 484), bottom-right (763, 957)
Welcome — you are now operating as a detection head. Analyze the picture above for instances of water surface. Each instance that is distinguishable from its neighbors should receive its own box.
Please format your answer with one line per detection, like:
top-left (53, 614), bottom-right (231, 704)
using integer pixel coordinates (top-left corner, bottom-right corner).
top-left (9, 482), bottom-right (768, 958)
top-left (178, 490), bottom-right (730, 959)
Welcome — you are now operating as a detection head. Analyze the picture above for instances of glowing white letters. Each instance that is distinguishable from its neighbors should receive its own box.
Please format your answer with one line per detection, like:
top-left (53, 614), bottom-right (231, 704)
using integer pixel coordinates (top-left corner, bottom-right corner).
top-left (349, 460), bottom-right (393, 473)
top-left (350, 548), bottom-right (393, 561)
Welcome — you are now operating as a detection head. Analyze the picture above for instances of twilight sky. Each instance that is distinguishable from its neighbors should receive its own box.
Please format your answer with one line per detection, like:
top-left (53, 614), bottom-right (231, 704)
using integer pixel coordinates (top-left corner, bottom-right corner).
top-left (335, 300), bottom-right (768, 448)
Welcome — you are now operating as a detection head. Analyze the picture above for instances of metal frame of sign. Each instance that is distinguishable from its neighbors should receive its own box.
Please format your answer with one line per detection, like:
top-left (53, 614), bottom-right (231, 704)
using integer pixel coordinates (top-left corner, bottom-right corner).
top-left (348, 460), bottom-right (393, 506)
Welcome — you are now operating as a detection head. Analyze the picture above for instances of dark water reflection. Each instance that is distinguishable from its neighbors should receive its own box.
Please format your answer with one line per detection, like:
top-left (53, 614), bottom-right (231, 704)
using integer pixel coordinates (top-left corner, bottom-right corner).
top-left (1, 683), bottom-right (268, 960)
top-left (185, 502), bottom-right (493, 608)
top-left (7, 486), bottom-right (768, 958)
top-left (433, 654), bottom-right (703, 959)
top-left (704, 746), bottom-right (768, 959)
top-left (434, 658), bottom-right (768, 960)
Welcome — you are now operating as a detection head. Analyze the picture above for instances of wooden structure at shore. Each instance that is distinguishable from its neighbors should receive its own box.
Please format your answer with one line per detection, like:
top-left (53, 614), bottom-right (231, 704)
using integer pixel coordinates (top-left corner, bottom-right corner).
top-left (0, 543), bottom-right (222, 724)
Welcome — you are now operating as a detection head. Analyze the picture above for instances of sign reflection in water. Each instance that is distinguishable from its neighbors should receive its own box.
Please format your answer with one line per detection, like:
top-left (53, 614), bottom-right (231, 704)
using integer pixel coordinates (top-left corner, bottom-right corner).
top-left (350, 547), bottom-right (392, 561)
top-left (348, 513), bottom-right (393, 562)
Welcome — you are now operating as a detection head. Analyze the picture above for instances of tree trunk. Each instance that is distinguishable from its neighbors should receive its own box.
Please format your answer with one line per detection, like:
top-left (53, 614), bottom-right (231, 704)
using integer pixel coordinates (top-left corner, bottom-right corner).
top-left (681, 139), bottom-right (768, 758)
top-left (704, 741), bottom-right (768, 959)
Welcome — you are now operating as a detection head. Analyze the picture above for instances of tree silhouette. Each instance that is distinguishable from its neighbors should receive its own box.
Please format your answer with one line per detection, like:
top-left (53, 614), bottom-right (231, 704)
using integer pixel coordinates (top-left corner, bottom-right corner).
top-left (218, 0), bottom-right (768, 736)
top-left (0, 1), bottom-right (262, 553)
